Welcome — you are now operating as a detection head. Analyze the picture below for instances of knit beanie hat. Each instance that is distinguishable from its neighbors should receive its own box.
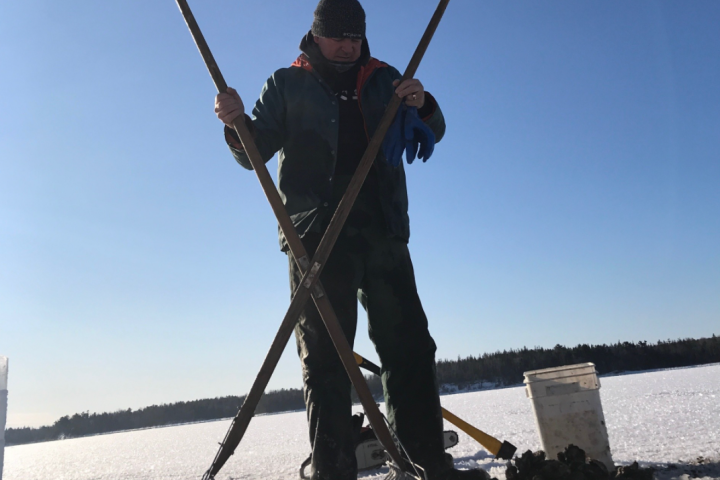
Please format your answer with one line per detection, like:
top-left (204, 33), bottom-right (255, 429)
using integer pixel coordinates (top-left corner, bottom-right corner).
top-left (311, 0), bottom-right (366, 39)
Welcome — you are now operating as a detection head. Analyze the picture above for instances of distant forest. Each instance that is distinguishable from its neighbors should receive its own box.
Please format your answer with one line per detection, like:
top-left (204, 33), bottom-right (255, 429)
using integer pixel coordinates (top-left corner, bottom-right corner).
top-left (6, 334), bottom-right (719, 446)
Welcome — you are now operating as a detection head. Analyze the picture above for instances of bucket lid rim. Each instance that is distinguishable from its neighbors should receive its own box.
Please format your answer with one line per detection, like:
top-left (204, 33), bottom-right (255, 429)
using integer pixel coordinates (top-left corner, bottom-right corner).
top-left (523, 362), bottom-right (596, 380)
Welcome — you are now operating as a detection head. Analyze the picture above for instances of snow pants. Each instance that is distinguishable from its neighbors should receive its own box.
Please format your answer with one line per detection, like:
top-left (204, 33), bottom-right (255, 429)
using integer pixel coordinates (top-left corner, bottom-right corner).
top-left (289, 199), bottom-right (446, 480)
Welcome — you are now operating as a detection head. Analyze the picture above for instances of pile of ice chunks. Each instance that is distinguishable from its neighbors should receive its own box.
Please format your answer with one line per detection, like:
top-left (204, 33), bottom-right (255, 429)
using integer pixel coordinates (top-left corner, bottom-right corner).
top-left (504, 445), bottom-right (653, 480)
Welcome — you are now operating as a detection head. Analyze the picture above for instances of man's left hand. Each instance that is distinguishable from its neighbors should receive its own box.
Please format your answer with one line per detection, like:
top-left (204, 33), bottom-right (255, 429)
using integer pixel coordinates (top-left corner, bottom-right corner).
top-left (393, 79), bottom-right (425, 108)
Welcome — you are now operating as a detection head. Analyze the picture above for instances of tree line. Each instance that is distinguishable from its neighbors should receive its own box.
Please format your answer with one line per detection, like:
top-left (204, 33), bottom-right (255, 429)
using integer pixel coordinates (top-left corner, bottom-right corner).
top-left (5, 389), bottom-right (305, 446)
top-left (435, 334), bottom-right (720, 389)
top-left (6, 334), bottom-right (718, 446)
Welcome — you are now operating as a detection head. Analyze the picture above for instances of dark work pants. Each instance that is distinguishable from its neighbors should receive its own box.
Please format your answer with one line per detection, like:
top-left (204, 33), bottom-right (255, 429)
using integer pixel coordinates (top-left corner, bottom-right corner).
top-left (290, 206), bottom-right (446, 480)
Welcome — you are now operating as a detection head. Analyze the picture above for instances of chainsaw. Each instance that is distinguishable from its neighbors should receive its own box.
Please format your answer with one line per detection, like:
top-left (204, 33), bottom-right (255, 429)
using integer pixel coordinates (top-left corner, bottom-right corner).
top-left (299, 413), bottom-right (458, 479)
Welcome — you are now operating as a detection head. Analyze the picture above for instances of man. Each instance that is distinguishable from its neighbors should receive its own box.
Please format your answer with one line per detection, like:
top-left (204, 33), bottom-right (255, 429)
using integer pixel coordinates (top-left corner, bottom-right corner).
top-left (215, 1), bottom-right (487, 479)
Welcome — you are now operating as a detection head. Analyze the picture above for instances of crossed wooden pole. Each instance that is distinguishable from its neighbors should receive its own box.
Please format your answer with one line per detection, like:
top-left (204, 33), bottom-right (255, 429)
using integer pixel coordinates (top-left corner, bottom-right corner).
top-left (175, 1), bottom-right (451, 478)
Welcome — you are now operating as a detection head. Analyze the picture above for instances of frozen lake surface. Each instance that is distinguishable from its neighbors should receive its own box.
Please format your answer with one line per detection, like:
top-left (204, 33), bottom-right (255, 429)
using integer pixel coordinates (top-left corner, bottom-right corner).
top-left (4, 364), bottom-right (720, 479)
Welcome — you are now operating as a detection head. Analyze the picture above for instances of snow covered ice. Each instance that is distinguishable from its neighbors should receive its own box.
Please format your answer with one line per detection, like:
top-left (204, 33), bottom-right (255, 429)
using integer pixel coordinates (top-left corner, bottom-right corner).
top-left (4, 364), bottom-right (719, 480)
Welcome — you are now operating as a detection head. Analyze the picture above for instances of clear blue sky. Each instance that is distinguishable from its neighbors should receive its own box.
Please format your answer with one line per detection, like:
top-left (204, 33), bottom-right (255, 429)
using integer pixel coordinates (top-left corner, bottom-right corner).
top-left (1, 0), bottom-right (718, 428)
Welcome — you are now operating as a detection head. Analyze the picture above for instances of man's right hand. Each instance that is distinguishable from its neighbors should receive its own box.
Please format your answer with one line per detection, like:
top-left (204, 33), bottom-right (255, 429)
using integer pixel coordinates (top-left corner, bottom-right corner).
top-left (215, 87), bottom-right (245, 126)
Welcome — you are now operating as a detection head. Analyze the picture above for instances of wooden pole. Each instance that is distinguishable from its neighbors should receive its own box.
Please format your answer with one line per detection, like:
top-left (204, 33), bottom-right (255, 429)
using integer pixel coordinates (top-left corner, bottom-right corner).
top-left (175, 0), bottom-right (451, 477)
top-left (175, 1), bottom-right (412, 477)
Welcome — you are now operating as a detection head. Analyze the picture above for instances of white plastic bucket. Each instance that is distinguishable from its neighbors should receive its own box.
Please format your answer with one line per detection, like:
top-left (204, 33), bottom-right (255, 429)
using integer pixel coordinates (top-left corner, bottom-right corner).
top-left (523, 362), bottom-right (613, 470)
top-left (1, 356), bottom-right (7, 480)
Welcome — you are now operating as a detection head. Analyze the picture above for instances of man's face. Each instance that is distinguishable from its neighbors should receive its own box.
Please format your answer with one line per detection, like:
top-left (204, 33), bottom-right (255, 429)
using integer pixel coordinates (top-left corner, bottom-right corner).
top-left (314, 36), bottom-right (363, 62)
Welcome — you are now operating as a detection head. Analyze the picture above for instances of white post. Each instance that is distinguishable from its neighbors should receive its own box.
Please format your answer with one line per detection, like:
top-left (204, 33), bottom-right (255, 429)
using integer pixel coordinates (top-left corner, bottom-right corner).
top-left (0, 356), bottom-right (8, 480)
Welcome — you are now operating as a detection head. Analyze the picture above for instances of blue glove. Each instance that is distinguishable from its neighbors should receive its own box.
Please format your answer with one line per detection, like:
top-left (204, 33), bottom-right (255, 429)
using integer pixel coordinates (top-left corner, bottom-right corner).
top-left (403, 106), bottom-right (435, 164)
top-left (382, 104), bottom-right (435, 167)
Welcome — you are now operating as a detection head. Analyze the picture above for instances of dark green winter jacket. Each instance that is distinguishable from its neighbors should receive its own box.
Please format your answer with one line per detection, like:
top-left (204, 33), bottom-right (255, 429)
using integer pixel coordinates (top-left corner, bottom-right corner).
top-left (227, 49), bottom-right (446, 250)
